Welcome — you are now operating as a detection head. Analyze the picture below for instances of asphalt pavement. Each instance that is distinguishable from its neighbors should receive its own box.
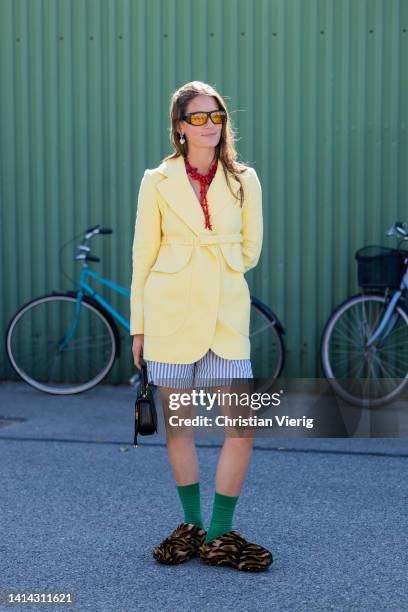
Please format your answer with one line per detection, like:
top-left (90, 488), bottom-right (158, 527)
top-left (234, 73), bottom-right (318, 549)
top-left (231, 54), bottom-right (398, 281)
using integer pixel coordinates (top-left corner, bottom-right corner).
top-left (1, 380), bottom-right (407, 612)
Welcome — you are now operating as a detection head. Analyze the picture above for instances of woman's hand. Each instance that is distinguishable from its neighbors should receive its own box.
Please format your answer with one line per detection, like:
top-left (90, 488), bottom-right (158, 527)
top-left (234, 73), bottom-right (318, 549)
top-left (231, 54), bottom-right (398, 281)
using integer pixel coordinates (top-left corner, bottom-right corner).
top-left (132, 334), bottom-right (144, 369)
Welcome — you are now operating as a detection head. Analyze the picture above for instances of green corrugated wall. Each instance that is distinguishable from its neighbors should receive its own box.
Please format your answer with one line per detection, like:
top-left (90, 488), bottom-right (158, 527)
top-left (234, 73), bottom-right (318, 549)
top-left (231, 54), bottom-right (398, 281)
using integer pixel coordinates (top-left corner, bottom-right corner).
top-left (1, 0), bottom-right (407, 382)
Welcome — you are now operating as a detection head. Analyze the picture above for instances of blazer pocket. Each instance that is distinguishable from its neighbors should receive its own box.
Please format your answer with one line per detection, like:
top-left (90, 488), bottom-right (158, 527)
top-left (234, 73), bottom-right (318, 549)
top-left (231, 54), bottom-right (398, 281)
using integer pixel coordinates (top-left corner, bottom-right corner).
top-left (150, 244), bottom-right (193, 272)
top-left (219, 243), bottom-right (245, 273)
top-left (143, 245), bottom-right (193, 336)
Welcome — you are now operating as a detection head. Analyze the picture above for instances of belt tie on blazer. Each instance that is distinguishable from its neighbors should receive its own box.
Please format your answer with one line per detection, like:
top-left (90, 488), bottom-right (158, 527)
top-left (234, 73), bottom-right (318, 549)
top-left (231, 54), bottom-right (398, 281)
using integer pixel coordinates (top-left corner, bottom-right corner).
top-left (160, 233), bottom-right (243, 246)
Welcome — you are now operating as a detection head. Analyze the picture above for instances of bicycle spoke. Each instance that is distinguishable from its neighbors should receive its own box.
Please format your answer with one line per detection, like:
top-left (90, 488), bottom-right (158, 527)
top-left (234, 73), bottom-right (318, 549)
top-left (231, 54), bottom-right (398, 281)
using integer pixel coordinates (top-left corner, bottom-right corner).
top-left (329, 348), bottom-right (365, 356)
top-left (322, 292), bottom-right (408, 405)
top-left (7, 295), bottom-right (116, 392)
top-left (372, 351), bottom-right (407, 378)
top-left (332, 318), bottom-right (364, 347)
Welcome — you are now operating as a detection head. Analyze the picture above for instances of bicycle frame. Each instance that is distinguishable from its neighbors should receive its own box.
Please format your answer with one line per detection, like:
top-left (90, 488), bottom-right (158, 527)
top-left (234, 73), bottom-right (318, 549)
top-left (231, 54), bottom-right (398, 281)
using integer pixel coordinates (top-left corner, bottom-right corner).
top-left (59, 267), bottom-right (130, 349)
top-left (366, 262), bottom-right (408, 347)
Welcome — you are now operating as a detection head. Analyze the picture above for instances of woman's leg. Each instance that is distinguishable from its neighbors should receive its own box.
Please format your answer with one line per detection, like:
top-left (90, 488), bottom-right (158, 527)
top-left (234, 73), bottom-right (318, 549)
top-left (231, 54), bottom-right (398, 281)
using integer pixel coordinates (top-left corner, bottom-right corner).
top-left (146, 358), bottom-right (200, 486)
top-left (158, 384), bottom-right (205, 529)
top-left (199, 380), bottom-right (273, 570)
top-left (151, 383), bottom-right (207, 564)
top-left (158, 385), bottom-right (200, 485)
top-left (215, 435), bottom-right (254, 496)
top-left (215, 381), bottom-right (256, 494)
top-left (204, 379), bottom-right (256, 543)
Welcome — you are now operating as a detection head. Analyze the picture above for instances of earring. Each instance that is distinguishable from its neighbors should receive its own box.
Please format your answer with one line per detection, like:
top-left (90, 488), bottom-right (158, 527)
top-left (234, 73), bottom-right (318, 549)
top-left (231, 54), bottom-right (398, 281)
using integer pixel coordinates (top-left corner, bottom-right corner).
top-left (179, 133), bottom-right (185, 144)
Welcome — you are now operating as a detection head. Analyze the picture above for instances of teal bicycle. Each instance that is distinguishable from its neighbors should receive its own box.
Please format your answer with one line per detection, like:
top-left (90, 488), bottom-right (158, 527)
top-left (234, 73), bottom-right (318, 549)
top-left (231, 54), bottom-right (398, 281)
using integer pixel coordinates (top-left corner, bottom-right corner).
top-left (320, 221), bottom-right (408, 407)
top-left (6, 224), bottom-right (285, 395)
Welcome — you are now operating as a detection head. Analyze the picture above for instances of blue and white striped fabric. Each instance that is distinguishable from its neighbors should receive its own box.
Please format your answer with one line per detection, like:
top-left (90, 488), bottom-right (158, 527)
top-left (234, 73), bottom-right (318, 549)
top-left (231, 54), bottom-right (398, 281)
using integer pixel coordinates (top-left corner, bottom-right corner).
top-left (145, 349), bottom-right (253, 389)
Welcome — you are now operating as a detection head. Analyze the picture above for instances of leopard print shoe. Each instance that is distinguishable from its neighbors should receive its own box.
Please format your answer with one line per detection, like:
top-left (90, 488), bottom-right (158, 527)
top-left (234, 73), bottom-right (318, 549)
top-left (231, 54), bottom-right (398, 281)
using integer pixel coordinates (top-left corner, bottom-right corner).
top-left (199, 530), bottom-right (273, 572)
top-left (152, 523), bottom-right (207, 565)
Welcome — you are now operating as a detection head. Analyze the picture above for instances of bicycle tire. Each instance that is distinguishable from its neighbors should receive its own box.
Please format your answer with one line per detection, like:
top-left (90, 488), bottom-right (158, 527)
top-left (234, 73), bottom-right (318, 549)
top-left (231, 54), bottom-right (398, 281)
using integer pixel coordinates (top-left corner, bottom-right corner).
top-left (6, 292), bottom-right (118, 395)
top-left (249, 297), bottom-right (285, 393)
top-left (320, 292), bottom-right (408, 407)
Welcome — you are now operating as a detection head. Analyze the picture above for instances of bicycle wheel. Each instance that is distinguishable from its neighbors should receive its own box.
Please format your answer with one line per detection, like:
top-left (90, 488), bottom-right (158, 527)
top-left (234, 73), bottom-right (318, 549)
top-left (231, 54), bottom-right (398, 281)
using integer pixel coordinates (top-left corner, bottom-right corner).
top-left (6, 292), bottom-right (117, 395)
top-left (321, 293), bottom-right (408, 406)
top-left (249, 297), bottom-right (285, 392)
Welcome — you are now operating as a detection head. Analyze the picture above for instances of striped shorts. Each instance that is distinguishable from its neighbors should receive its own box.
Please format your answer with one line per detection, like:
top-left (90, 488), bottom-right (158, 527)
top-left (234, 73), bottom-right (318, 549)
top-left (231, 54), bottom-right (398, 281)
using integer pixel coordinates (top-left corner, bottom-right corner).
top-left (145, 349), bottom-right (253, 389)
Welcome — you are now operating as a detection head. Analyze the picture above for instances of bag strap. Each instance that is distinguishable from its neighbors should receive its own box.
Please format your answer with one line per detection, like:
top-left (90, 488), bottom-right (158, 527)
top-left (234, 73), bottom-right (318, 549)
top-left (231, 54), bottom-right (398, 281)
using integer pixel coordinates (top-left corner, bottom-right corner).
top-left (140, 362), bottom-right (149, 395)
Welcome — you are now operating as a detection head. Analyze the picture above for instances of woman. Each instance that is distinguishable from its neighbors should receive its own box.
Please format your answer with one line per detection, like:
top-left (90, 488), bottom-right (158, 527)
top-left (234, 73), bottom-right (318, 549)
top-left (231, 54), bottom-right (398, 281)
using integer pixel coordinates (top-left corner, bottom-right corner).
top-left (130, 81), bottom-right (272, 572)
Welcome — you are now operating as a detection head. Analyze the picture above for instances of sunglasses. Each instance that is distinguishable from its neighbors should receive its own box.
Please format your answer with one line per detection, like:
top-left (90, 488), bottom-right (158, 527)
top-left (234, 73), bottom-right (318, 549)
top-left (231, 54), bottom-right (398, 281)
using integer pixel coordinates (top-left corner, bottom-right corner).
top-left (182, 109), bottom-right (227, 126)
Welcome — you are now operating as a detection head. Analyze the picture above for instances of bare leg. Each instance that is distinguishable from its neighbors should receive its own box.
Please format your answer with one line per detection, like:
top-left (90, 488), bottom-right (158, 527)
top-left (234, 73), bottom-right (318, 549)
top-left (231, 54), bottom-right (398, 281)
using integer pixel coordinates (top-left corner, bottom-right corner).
top-left (158, 385), bottom-right (200, 486)
top-left (213, 383), bottom-right (255, 496)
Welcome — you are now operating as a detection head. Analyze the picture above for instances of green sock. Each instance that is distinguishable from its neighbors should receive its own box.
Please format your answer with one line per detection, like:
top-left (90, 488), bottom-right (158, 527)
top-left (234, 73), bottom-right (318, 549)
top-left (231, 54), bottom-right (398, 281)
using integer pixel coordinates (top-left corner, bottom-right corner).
top-left (204, 491), bottom-right (239, 544)
top-left (176, 481), bottom-right (205, 529)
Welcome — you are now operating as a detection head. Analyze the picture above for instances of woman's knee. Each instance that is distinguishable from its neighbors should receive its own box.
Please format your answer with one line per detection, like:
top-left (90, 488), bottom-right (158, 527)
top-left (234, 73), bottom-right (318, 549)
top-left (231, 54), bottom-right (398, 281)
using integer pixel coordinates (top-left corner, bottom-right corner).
top-left (158, 386), bottom-right (197, 438)
top-left (222, 433), bottom-right (255, 449)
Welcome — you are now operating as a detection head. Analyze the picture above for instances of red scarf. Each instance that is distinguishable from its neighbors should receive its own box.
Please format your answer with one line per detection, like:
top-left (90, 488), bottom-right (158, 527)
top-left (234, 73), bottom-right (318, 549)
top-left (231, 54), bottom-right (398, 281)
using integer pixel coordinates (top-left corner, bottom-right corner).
top-left (184, 157), bottom-right (217, 230)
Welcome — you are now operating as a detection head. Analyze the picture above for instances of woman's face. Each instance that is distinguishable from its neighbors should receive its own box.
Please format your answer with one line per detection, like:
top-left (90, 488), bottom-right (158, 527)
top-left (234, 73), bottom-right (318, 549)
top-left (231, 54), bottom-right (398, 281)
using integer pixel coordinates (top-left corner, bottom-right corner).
top-left (177, 95), bottom-right (223, 150)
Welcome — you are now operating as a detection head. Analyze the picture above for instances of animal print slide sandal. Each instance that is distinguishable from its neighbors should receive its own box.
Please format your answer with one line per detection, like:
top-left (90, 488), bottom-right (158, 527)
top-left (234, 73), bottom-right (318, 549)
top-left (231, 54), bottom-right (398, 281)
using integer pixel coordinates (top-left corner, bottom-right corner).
top-left (152, 523), bottom-right (207, 565)
top-left (199, 530), bottom-right (273, 572)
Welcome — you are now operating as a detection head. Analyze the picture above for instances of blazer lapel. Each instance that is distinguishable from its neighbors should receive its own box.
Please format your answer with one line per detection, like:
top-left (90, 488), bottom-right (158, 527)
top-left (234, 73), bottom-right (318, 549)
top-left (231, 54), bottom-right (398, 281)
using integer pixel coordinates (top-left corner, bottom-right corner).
top-left (156, 155), bottom-right (241, 235)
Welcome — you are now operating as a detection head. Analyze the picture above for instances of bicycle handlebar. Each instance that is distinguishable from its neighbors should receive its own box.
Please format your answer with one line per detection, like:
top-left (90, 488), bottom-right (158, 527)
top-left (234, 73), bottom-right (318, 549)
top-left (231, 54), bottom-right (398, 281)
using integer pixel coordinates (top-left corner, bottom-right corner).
top-left (386, 221), bottom-right (408, 239)
top-left (84, 225), bottom-right (113, 239)
top-left (74, 225), bottom-right (113, 263)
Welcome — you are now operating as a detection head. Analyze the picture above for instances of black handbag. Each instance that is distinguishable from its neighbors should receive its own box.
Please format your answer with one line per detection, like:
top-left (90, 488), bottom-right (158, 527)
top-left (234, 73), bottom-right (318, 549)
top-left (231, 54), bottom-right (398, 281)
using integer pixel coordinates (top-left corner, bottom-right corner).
top-left (133, 361), bottom-right (157, 447)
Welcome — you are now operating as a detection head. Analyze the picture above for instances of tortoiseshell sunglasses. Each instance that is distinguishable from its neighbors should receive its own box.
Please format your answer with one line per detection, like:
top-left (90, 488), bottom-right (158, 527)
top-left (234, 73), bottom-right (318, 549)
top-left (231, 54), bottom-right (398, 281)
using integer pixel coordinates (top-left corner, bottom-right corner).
top-left (182, 109), bottom-right (227, 126)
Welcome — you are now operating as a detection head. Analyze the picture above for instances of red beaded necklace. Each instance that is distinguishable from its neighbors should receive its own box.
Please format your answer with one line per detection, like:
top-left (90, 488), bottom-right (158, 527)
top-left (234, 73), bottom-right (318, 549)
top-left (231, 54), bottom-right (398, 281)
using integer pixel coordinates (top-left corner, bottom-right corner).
top-left (184, 157), bottom-right (218, 230)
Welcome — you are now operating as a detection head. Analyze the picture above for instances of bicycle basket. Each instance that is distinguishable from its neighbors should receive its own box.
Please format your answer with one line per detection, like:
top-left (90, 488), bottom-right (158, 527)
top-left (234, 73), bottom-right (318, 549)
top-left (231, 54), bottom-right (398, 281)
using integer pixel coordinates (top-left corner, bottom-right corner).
top-left (355, 245), bottom-right (405, 289)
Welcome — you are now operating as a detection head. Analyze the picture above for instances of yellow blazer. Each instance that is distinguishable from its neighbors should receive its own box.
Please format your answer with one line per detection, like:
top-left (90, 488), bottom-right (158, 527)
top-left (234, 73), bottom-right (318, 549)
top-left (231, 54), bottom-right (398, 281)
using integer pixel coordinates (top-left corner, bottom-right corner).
top-left (130, 154), bottom-right (263, 363)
